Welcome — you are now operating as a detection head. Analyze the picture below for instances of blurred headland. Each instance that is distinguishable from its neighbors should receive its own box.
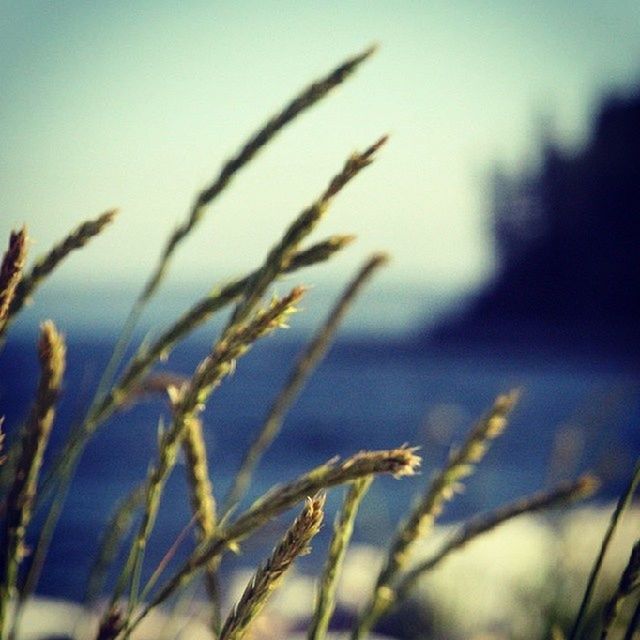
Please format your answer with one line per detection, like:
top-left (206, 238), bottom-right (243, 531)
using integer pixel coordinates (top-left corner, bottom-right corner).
top-left (421, 83), bottom-right (640, 362)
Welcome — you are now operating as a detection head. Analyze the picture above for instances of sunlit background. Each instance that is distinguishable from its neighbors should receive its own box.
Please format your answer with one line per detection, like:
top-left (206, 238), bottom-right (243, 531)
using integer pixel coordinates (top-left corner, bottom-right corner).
top-left (2, 2), bottom-right (640, 322)
top-left (2, 4), bottom-right (640, 637)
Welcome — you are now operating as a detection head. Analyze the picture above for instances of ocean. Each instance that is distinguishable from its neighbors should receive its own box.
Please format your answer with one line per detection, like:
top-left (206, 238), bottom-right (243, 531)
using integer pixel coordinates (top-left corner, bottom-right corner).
top-left (1, 283), bottom-right (639, 602)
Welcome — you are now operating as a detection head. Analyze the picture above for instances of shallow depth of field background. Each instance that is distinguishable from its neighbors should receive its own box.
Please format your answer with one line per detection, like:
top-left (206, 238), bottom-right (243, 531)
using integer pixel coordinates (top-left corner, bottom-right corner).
top-left (1, 0), bottom-right (639, 616)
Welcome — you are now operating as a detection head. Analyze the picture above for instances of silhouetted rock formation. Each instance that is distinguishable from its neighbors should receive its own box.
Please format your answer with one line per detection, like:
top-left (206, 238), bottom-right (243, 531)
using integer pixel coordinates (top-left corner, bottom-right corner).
top-left (426, 86), bottom-right (640, 355)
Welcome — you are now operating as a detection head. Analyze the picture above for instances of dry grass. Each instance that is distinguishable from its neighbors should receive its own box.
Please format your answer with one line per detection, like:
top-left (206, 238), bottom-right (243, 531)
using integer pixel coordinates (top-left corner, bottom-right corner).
top-left (0, 321), bottom-right (65, 636)
top-left (0, 227), bottom-right (28, 338)
top-left (0, 47), bottom-right (629, 640)
top-left (219, 495), bottom-right (325, 640)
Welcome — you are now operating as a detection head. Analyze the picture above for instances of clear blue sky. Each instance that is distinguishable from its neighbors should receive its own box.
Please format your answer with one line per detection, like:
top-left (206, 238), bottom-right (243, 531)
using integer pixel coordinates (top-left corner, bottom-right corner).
top-left (2, 1), bottom-right (639, 294)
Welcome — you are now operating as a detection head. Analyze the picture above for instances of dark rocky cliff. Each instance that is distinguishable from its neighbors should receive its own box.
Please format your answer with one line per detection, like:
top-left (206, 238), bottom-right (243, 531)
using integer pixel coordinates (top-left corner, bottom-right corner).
top-left (423, 86), bottom-right (640, 357)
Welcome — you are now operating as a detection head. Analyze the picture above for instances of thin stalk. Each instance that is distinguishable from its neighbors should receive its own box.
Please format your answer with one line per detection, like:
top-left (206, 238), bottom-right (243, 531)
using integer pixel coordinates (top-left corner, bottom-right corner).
top-left (223, 253), bottom-right (389, 516)
top-left (8, 210), bottom-right (117, 321)
top-left (0, 419), bottom-right (5, 465)
top-left (127, 447), bottom-right (420, 633)
top-left (8, 458), bottom-right (74, 640)
top-left (111, 235), bottom-right (354, 412)
top-left (140, 44), bottom-right (376, 305)
top-left (225, 137), bottom-right (386, 332)
top-left (0, 322), bottom-right (65, 640)
top-left (623, 596), bottom-right (640, 640)
top-left (81, 483), bottom-right (145, 637)
top-left (139, 514), bottom-right (199, 602)
top-left (181, 415), bottom-right (220, 632)
top-left (89, 43), bottom-right (376, 424)
top-left (0, 227), bottom-right (27, 340)
top-left (108, 290), bottom-right (304, 630)
top-left (600, 540), bottom-right (640, 639)
top-left (568, 458), bottom-right (640, 640)
top-left (308, 477), bottom-right (372, 640)
top-left (220, 495), bottom-right (326, 640)
top-left (352, 390), bottom-right (520, 640)
top-left (38, 235), bottom-right (353, 507)
top-left (395, 475), bottom-right (600, 602)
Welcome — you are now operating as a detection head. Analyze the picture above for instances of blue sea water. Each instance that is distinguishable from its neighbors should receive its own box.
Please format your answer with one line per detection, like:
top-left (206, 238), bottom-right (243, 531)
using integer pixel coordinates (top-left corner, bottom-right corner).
top-left (1, 285), bottom-right (639, 603)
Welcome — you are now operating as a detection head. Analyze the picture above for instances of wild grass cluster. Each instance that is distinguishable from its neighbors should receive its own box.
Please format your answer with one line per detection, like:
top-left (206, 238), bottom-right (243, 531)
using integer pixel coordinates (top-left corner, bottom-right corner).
top-left (0, 46), bottom-right (638, 640)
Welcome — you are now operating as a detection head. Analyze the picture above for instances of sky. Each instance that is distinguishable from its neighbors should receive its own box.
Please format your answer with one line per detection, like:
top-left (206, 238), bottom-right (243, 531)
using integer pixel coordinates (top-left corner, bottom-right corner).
top-left (1, 1), bottom-right (640, 299)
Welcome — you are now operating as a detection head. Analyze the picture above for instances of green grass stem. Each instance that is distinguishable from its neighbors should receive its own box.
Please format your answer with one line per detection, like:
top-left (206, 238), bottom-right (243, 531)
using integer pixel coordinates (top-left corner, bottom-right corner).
top-left (352, 389), bottom-right (520, 640)
top-left (8, 210), bottom-right (117, 322)
top-left (225, 137), bottom-right (386, 333)
top-left (219, 494), bottom-right (326, 640)
top-left (308, 477), bottom-right (373, 640)
top-left (108, 290), bottom-right (304, 630)
top-left (0, 227), bottom-right (27, 340)
top-left (223, 252), bottom-right (388, 516)
top-left (84, 483), bottom-right (146, 606)
top-left (600, 540), bottom-right (640, 639)
top-left (140, 45), bottom-right (376, 305)
top-left (127, 447), bottom-right (420, 633)
top-left (0, 322), bottom-right (65, 640)
top-left (568, 458), bottom-right (640, 640)
top-left (395, 475), bottom-right (600, 603)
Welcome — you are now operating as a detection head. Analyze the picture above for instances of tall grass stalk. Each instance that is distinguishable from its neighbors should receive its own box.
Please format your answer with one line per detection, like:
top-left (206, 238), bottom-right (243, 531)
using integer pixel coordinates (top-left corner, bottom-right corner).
top-left (600, 540), bottom-right (640, 639)
top-left (84, 483), bottom-right (146, 607)
top-left (29, 47), bottom-right (375, 611)
top-left (0, 420), bottom-right (5, 466)
top-left (182, 416), bottom-right (217, 543)
top-left (395, 475), bottom-right (600, 602)
top-left (91, 44), bottom-right (376, 434)
top-left (114, 235), bottom-right (354, 411)
top-left (568, 458), bottom-right (640, 640)
top-left (224, 252), bottom-right (389, 516)
top-left (0, 228), bottom-right (27, 339)
top-left (140, 45), bottom-right (376, 306)
top-left (351, 389), bottom-right (520, 639)
top-left (8, 210), bottom-right (117, 323)
top-left (39, 235), bottom-right (353, 508)
top-left (225, 136), bottom-right (386, 334)
top-left (0, 322), bottom-right (65, 639)
top-left (128, 447), bottom-right (420, 632)
top-left (181, 415), bottom-right (220, 631)
top-left (623, 597), bottom-right (640, 640)
top-left (308, 477), bottom-right (373, 640)
top-left (110, 290), bottom-right (304, 627)
top-left (219, 494), bottom-right (326, 640)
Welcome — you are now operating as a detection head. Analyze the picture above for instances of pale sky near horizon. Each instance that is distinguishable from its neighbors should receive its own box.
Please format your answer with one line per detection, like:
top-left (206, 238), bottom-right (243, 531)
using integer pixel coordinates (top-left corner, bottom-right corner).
top-left (2, 2), bottom-right (639, 296)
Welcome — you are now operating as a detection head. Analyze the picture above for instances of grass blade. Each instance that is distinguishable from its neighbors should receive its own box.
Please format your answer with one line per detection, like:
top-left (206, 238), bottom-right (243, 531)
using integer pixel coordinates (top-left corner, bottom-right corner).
top-left (600, 540), bottom-right (640, 639)
top-left (8, 210), bottom-right (117, 322)
top-left (308, 477), bottom-right (372, 640)
top-left (0, 322), bottom-right (65, 639)
top-left (395, 475), bottom-right (600, 602)
top-left (623, 596), bottom-right (640, 640)
top-left (352, 389), bottom-right (520, 639)
top-left (0, 227), bottom-right (28, 339)
top-left (226, 137), bottom-right (386, 331)
top-left (220, 494), bottom-right (326, 640)
top-left (224, 253), bottom-right (389, 516)
top-left (569, 458), bottom-right (640, 640)
top-left (181, 416), bottom-right (221, 632)
top-left (84, 483), bottom-right (146, 606)
top-left (110, 235), bottom-right (354, 414)
top-left (128, 447), bottom-right (420, 632)
top-left (107, 290), bottom-right (304, 628)
top-left (140, 45), bottom-right (376, 305)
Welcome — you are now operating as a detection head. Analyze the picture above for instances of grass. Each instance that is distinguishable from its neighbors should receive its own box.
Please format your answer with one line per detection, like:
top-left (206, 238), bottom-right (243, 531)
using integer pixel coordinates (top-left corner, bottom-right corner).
top-left (0, 45), bottom-right (638, 640)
